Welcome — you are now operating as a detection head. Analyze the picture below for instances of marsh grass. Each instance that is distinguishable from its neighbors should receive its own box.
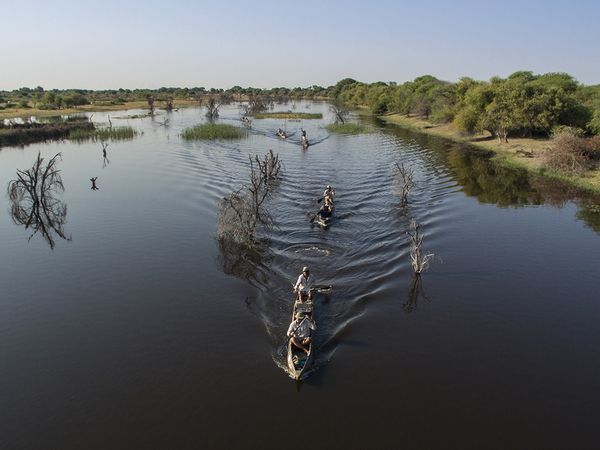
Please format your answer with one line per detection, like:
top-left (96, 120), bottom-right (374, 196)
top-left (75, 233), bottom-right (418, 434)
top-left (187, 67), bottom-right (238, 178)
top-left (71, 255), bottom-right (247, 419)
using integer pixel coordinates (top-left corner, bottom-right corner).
top-left (181, 123), bottom-right (246, 140)
top-left (253, 112), bottom-right (322, 119)
top-left (69, 126), bottom-right (137, 142)
top-left (326, 123), bottom-right (371, 134)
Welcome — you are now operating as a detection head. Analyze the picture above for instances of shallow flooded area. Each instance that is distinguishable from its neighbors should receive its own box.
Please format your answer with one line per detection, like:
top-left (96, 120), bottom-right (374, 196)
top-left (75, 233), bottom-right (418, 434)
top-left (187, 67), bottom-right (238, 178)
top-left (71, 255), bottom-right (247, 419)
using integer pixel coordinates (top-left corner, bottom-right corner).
top-left (2, 102), bottom-right (600, 449)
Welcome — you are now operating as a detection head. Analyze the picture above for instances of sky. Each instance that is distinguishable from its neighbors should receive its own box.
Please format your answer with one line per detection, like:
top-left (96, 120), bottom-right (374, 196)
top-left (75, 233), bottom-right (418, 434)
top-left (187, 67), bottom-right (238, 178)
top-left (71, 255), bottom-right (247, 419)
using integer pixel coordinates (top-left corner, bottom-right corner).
top-left (1, 0), bottom-right (599, 90)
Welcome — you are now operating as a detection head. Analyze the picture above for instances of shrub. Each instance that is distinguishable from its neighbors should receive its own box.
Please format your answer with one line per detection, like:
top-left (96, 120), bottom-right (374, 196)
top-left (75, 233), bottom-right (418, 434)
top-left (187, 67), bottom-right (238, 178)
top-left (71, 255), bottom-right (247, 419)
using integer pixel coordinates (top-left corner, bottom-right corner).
top-left (585, 136), bottom-right (600, 160)
top-left (453, 106), bottom-right (479, 134)
top-left (588, 110), bottom-right (600, 135)
top-left (543, 132), bottom-right (597, 175)
top-left (430, 105), bottom-right (454, 124)
top-left (551, 125), bottom-right (585, 137)
top-left (371, 97), bottom-right (390, 115)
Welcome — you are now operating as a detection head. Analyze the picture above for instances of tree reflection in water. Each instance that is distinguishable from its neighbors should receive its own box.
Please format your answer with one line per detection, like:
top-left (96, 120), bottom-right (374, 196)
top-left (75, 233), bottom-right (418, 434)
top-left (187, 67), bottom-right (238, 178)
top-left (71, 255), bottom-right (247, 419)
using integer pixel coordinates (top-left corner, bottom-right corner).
top-left (403, 274), bottom-right (431, 314)
top-left (7, 152), bottom-right (70, 249)
top-left (388, 124), bottom-right (600, 234)
top-left (576, 201), bottom-right (600, 233)
top-left (216, 238), bottom-right (270, 285)
top-left (445, 147), bottom-right (546, 207)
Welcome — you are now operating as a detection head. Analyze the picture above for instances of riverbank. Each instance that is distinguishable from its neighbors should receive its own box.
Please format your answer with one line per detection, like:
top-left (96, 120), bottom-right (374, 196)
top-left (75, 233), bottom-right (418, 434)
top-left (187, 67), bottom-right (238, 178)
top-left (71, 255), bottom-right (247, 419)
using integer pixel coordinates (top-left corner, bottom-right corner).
top-left (378, 113), bottom-right (600, 194)
top-left (0, 99), bottom-right (200, 120)
top-left (0, 96), bottom-right (331, 121)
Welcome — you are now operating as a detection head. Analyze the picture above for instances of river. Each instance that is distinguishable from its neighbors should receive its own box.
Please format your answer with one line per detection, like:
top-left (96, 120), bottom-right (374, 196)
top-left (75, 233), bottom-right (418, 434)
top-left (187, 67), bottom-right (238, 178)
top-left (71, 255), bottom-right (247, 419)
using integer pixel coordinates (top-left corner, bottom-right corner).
top-left (1, 102), bottom-right (599, 449)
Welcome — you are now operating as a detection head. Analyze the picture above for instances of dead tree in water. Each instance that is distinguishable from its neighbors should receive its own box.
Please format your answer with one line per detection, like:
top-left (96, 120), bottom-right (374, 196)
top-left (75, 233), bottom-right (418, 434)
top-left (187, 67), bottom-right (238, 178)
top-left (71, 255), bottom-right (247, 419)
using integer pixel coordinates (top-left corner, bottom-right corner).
top-left (394, 163), bottom-right (416, 206)
top-left (243, 95), bottom-right (270, 115)
top-left (247, 156), bottom-right (273, 226)
top-left (7, 152), bottom-right (70, 248)
top-left (254, 149), bottom-right (282, 183)
top-left (407, 219), bottom-right (434, 274)
top-left (147, 95), bottom-right (155, 114)
top-left (330, 101), bottom-right (349, 124)
top-left (217, 150), bottom-right (282, 246)
top-left (205, 97), bottom-right (220, 119)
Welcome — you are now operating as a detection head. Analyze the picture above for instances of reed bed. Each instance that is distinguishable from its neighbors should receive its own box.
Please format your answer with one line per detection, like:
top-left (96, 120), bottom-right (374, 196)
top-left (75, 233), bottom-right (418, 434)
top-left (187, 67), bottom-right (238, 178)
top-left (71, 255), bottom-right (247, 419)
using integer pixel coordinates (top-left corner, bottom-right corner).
top-left (69, 126), bottom-right (137, 142)
top-left (181, 123), bottom-right (246, 140)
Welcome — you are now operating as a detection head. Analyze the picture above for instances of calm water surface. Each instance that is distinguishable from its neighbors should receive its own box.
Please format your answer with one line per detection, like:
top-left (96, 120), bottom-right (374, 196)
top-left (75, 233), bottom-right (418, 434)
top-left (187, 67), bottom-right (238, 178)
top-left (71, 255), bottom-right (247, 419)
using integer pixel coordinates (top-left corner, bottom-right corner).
top-left (1, 103), bottom-right (600, 449)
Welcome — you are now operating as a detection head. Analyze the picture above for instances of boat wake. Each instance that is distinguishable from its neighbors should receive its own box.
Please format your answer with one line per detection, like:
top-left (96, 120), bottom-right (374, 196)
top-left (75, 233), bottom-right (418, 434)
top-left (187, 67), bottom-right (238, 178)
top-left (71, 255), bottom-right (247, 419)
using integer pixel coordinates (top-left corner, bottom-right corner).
top-left (195, 104), bottom-right (457, 381)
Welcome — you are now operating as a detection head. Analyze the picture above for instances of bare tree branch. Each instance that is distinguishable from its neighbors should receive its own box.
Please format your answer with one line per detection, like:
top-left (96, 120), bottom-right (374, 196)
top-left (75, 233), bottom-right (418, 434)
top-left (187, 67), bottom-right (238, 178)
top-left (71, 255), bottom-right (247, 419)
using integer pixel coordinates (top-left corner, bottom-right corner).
top-left (7, 152), bottom-right (70, 249)
top-left (407, 219), bottom-right (434, 274)
top-left (394, 162), bottom-right (416, 206)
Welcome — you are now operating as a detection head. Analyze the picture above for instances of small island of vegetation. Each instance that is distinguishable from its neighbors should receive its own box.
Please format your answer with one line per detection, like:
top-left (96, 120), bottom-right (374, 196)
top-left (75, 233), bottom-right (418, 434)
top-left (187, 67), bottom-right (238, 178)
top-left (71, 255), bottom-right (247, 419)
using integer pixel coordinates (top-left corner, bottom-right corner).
top-left (69, 126), bottom-right (137, 142)
top-left (181, 123), bottom-right (247, 140)
top-left (253, 112), bottom-right (322, 120)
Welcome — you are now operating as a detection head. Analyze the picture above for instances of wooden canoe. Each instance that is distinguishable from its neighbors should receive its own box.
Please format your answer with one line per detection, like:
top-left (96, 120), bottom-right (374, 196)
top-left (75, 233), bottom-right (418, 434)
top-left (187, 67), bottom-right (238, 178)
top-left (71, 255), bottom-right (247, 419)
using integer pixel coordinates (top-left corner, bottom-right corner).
top-left (286, 298), bottom-right (314, 380)
top-left (315, 203), bottom-right (335, 228)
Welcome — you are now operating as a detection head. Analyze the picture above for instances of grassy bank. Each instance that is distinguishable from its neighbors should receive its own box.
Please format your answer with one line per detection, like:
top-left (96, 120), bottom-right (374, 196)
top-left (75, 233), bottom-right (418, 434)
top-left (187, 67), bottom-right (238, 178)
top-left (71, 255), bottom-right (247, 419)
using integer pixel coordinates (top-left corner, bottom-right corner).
top-left (181, 123), bottom-right (246, 140)
top-left (379, 113), bottom-right (600, 194)
top-left (0, 99), bottom-right (200, 120)
top-left (253, 112), bottom-right (322, 119)
top-left (325, 123), bottom-right (371, 135)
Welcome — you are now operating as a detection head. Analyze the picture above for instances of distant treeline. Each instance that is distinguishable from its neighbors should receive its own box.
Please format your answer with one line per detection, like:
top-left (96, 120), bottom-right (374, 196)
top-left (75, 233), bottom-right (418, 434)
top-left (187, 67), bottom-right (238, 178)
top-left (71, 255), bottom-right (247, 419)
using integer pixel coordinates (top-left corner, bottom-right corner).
top-left (2, 72), bottom-right (599, 139)
top-left (0, 85), bottom-right (328, 111)
top-left (332, 73), bottom-right (600, 139)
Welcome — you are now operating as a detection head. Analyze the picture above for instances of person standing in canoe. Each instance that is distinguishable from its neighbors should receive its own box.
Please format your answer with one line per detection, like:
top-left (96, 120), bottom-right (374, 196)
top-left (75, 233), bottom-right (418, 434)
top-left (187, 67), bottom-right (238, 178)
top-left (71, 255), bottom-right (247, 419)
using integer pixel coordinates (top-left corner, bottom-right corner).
top-left (322, 185), bottom-right (334, 208)
top-left (295, 266), bottom-right (314, 302)
top-left (287, 312), bottom-right (316, 354)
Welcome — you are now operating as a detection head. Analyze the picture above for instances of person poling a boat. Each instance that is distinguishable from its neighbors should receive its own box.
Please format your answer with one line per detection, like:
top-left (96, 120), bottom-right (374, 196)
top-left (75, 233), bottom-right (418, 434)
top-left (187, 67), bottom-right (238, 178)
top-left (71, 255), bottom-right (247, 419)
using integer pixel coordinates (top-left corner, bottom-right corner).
top-left (294, 266), bottom-right (314, 302)
top-left (287, 312), bottom-right (316, 354)
top-left (301, 128), bottom-right (308, 144)
top-left (318, 203), bottom-right (333, 219)
top-left (323, 185), bottom-right (335, 205)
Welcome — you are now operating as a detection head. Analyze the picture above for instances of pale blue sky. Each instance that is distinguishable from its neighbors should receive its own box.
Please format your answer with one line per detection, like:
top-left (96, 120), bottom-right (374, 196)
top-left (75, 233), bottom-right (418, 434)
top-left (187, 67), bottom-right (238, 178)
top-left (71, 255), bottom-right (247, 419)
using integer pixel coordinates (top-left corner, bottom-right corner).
top-left (2, 0), bottom-right (599, 89)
